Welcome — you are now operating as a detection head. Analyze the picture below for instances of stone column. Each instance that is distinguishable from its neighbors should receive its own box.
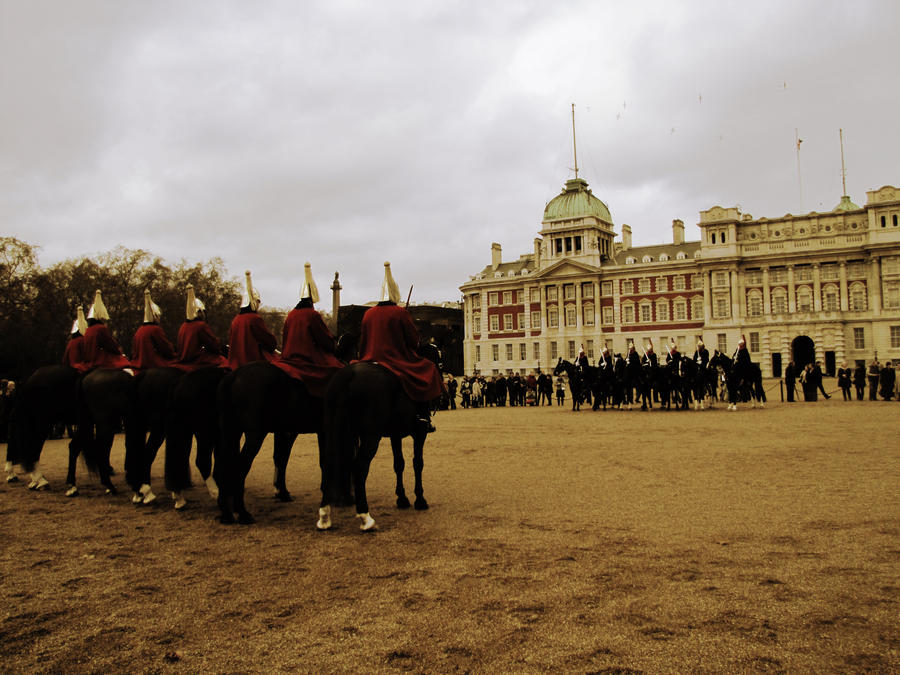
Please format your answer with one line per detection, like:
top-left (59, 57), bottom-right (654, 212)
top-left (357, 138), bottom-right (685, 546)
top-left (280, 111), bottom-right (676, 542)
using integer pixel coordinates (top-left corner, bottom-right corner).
top-left (839, 261), bottom-right (848, 312)
top-left (813, 263), bottom-right (822, 312)
top-left (539, 285), bottom-right (547, 335)
top-left (788, 265), bottom-right (796, 313)
top-left (730, 269), bottom-right (740, 319)
top-left (762, 266), bottom-right (771, 316)
top-left (869, 255), bottom-right (882, 313)
top-left (737, 268), bottom-right (746, 318)
top-left (575, 281), bottom-right (583, 330)
top-left (522, 284), bottom-right (531, 335)
top-left (703, 270), bottom-right (712, 320)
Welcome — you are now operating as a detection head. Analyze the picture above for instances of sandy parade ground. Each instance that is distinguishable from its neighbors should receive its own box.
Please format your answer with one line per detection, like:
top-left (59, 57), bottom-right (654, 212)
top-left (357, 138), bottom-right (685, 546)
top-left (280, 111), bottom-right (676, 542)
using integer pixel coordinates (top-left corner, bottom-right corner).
top-left (2, 387), bottom-right (899, 673)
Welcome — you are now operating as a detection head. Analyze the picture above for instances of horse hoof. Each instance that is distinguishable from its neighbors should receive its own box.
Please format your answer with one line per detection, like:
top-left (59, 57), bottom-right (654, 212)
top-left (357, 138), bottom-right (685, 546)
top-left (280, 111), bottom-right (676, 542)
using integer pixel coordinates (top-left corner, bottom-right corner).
top-left (219, 513), bottom-right (236, 525)
top-left (237, 512), bottom-right (255, 525)
top-left (6, 474), bottom-right (18, 483)
top-left (357, 512), bottom-right (376, 531)
top-left (316, 506), bottom-right (332, 531)
top-left (414, 498), bottom-right (429, 510)
top-left (65, 485), bottom-right (79, 497)
top-left (275, 490), bottom-right (293, 503)
top-left (30, 477), bottom-right (50, 491)
top-left (142, 491), bottom-right (157, 505)
top-left (396, 496), bottom-right (411, 509)
top-left (205, 477), bottom-right (219, 500)
top-left (132, 493), bottom-right (143, 504)
top-left (172, 492), bottom-right (188, 510)
top-left (105, 486), bottom-right (118, 495)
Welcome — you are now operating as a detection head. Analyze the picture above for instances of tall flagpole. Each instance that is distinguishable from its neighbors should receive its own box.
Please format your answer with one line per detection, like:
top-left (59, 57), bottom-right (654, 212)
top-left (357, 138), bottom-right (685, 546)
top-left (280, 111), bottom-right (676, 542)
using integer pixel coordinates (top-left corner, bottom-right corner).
top-left (571, 103), bottom-right (579, 179)
top-left (795, 128), bottom-right (803, 213)
top-left (839, 128), bottom-right (848, 196)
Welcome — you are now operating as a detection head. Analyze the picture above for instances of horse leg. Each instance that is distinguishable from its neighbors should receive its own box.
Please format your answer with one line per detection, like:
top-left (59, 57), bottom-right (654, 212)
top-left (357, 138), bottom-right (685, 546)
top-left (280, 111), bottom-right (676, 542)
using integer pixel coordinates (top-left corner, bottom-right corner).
top-left (95, 426), bottom-right (118, 494)
top-left (391, 436), bottom-right (410, 509)
top-left (411, 431), bottom-right (428, 510)
top-left (272, 432), bottom-right (297, 502)
top-left (352, 434), bottom-right (380, 531)
top-left (233, 432), bottom-right (267, 524)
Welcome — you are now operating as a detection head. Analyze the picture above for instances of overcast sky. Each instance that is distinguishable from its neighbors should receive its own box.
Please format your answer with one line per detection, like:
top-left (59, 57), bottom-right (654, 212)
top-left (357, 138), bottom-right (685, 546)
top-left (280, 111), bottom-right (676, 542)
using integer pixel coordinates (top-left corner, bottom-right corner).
top-left (2, 1), bottom-right (897, 309)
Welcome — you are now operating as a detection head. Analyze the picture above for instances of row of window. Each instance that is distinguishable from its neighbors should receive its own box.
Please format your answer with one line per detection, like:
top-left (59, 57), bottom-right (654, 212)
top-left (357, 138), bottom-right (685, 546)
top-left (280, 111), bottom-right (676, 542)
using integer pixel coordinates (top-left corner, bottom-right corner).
top-left (624, 251), bottom-right (694, 264)
top-left (745, 283), bottom-right (870, 316)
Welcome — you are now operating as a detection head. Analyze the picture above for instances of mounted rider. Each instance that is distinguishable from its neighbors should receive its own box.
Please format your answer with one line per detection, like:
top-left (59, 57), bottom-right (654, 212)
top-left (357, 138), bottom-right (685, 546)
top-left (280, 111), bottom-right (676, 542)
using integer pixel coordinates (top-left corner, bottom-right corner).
top-left (272, 263), bottom-right (344, 397)
top-left (693, 339), bottom-right (709, 368)
top-left (597, 346), bottom-right (613, 371)
top-left (173, 285), bottom-right (228, 371)
top-left (355, 262), bottom-right (443, 433)
top-left (666, 339), bottom-right (682, 367)
top-left (733, 334), bottom-right (752, 380)
top-left (62, 306), bottom-right (90, 373)
top-left (576, 345), bottom-right (589, 372)
top-left (82, 290), bottom-right (133, 372)
top-left (130, 290), bottom-right (177, 372)
top-left (227, 270), bottom-right (278, 370)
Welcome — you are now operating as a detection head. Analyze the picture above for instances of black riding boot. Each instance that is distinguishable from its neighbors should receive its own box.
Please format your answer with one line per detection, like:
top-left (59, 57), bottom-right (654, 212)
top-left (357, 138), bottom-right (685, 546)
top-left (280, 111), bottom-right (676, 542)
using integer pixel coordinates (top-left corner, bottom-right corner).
top-left (416, 402), bottom-right (436, 433)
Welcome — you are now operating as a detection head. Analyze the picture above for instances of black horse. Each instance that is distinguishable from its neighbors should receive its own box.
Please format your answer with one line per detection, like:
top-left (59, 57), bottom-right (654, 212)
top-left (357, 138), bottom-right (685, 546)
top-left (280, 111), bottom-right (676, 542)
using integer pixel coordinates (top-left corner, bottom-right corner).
top-left (319, 343), bottom-right (441, 532)
top-left (553, 359), bottom-right (585, 411)
top-left (5, 365), bottom-right (81, 489)
top-left (215, 362), bottom-right (325, 524)
top-left (711, 351), bottom-right (766, 410)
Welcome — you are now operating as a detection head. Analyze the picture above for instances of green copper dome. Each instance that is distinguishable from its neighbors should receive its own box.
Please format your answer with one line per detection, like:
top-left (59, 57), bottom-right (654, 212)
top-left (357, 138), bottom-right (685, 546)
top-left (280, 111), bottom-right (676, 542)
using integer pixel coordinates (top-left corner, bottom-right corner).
top-left (833, 195), bottom-right (860, 211)
top-left (543, 178), bottom-right (612, 223)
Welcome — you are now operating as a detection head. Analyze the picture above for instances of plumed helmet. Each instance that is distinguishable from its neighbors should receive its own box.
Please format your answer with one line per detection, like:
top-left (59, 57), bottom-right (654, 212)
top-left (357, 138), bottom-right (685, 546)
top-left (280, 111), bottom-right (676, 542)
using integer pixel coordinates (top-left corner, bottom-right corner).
top-left (185, 284), bottom-right (206, 320)
top-left (143, 290), bottom-right (162, 323)
top-left (670, 339), bottom-right (678, 350)
top-left (70, 305), bottom-right (88, 335)
top-left (380, 261), bottom-right (402, 304)
top-left (738, 334), bottom-right (746, 347)
top-left (87, 290), bottom-right (110, 321)
top-left (300, 262), bottom-right (320, 304)
top-left (697, 339), bottom-right (704, 348)
top-left (241, 270), bottom-right (261, 311)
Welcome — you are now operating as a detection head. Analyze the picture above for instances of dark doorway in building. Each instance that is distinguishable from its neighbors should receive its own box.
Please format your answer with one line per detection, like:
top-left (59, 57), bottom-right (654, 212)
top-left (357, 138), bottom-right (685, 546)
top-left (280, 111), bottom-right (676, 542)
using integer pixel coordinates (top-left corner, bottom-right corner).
top-left (771, 353), bottom-right (782, 378)
top-left (824, 351), bottom-right (836, 377)
top-left (791, 335), bottom-right (815, 371)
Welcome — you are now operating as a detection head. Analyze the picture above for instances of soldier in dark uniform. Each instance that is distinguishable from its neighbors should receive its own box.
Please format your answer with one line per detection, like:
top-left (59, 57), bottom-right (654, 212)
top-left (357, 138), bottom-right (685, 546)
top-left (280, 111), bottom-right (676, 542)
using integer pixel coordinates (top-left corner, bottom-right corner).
top-left (131, 291), bottom-right (177, 373)
top-left (272, 263), bottom-right (344, 398)
top-left (356, 262), bottom-right (442, 432)
top-left (228, 270), bottom-right (278, 371)
top-left (625, 342), bottom-right (641, 410)
top-left (880, 361), bottom-right (896, 401)
top-left (640, 342), bottom-right (657, 411)
top-left (666, 340), bottom-right (682, 367)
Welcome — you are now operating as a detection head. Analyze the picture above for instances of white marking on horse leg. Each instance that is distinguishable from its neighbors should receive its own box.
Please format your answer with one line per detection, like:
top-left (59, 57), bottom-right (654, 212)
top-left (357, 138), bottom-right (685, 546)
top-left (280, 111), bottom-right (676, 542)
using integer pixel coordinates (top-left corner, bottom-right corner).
top-left (172, 491), bottom-right (187, 510)
top-left (140, 483), bottom-right (157, 505)
top-left (132, 492), bottom-right (143, 504)
top-left (205, 476), bottom-right (219, 500)
top-left (357, 512), bottom-right (376, 531)
top-left (65, 485), bottom-right (79, 497)
top-left (316, 505), bottom-right (332, 530)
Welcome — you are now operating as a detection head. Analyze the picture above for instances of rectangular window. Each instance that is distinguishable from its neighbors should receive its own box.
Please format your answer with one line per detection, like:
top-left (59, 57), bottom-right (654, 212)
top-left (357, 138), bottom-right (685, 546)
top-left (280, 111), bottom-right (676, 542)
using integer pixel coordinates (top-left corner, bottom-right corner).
top-left (850, 286), bottom-right (867, 311)
top-left (582, 283), bottom-right (594, 299)
top-left (821, 264), bottom-right (839, 281)
top-left (623, 305), bottom-right (635, 324)
top-left (656, 276), bottom-right (667, 292)
top-left (519, 343), bottom-right (527, 360)
top-left (517, 313), bottom-right (525, 329)
top-left (547, 308), bottom-right (559, 328)
top-left (673, 275), bottom-right (686, 291)
top-left (489, 315), bottom-right (499, 331)
top-left (502, 291), bottom-right (512, 305)
top-left (550, 341), bottom-right (558, 361)
top-left (853, 327), bottom-right (865, 350)
top-left (884, 281), bottom-right (900, 309)
top-left (823, 289), bottom-right (839, 312)
top-left (639, 279), bottom-right (651, 294)
top-left (717, 333), bottom-right (727, 353)
top-left (574, 235), bottom-right (582, 252)
top-left (749, 332), bottom-right (760, 352)
top-left (769, 268), bottom-right (786, 283)
top-left (601, 281), bottom-right (613, 296)
top-left (516, 290), bottom-right (524, 304)
top-left (568, 341), bottom-right (576, 359)
top-left (622, 280), bottom-right (634, 294)
top-left (691, 274), bottom-right (703, 289)
top-left (530, 288), bottom-right (540, 303)
top-left (531, 311), bottom-right (541, 329)
top-left (488, 292), bottom-right (498, 306)
top-left (772, 292), bottom-right (787, 314)
top-left (546, 286), bottom-right (558, 301)
top-left (565, 305), bottom-right (576, 326)
top-left (674, 300), bottom-right (687, 321)
top-left (745, 270), bottom-right (762, 286)
top-left (691, 297), bottom-right (703, 320)
top-left (506, 343), bottom-right (513, 360)
top-left (657, 301), bottom-right (670, 322)
top-left (891, 326), bottom-right (900, 349)
top-left (503, 314), bottom-right (513, 330)
top-left (492, 344), bottom-right (499, 361)
top-left (714, 271), bottom-right (729, 287)
top-left (472, 294), bottom-right (481, 309)
top-left (602, 306), bottom-right (614, 325)
top-left (564, 284), bottom-right (575, 300)
top-left (640, 304), bottom-right (652, 322)
top-left (795, 266), bottom-right (812, 282)
top-left (583, 305), bottom-right (594, 326)
top-left (748, 294), bottom-right (763, 317)
top-left (533, 342), bottom-right (540, 360)
top-left (586, 339), bottom-right (594, 360)
top-left (714, 294), bottom-right (729, 318)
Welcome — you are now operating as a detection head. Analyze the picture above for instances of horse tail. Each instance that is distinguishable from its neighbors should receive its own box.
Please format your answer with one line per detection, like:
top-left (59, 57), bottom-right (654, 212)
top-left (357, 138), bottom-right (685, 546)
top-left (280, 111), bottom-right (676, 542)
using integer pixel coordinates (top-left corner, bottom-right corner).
top-left (74, 373), bottom-right (102, 476)
top-left (213, 370), bottom-right (241, 502)
top-left (323, 367), bottom-right (356, 506)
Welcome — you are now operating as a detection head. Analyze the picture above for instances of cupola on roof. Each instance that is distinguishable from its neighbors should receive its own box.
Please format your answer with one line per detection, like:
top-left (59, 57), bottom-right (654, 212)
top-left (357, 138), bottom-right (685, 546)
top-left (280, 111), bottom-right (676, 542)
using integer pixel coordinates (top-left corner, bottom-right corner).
top-left (543, 177), bottom-right (612, 224)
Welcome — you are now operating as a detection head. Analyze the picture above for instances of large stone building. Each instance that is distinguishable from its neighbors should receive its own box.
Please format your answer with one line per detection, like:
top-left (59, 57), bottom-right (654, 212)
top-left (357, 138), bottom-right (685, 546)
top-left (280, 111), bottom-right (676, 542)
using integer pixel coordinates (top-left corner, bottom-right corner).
top-left (459, 177), bottom-right (900, 377)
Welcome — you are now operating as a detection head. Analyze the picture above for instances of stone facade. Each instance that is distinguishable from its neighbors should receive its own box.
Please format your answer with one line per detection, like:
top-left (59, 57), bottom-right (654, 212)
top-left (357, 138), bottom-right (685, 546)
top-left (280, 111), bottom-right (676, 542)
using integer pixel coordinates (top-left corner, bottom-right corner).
top-left (460, 180), bottom-right (900, 377)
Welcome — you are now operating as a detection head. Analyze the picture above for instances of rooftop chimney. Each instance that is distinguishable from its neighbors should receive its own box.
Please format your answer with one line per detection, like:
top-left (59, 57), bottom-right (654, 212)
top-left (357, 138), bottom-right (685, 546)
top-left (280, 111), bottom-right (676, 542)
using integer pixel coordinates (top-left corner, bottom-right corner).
top-left (672, 219), bottom-right (684, 245)
top-left (533, 238), bottom-right (542, 268)
top-left (491, 242), bottom-right (502, 270)
top-left (621, 224), bottom-right (632, 250)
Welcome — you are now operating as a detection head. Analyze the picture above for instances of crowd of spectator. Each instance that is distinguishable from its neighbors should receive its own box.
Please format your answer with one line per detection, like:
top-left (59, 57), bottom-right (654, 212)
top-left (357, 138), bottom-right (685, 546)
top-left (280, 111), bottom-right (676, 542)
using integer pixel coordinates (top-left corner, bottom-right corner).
top-left (442, 371), bottom-right (569, 409)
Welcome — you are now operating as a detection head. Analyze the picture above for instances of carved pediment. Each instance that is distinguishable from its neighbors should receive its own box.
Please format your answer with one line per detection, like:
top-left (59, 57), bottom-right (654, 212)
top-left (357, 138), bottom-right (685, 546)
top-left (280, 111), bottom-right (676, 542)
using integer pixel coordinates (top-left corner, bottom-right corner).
top-left (867, 185), bottom-right (900, 204)
top-left (531, 259), bottom-right (601, 279)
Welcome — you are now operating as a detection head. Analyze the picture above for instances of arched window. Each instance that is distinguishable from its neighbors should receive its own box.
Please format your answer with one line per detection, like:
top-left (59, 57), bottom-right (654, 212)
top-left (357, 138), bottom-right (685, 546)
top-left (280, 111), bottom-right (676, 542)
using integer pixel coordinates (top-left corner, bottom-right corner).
top-left (676, 251), bottom-right (687, 260)
top-left (796, 286), bottom-right (813, 312)
top-left (711, 232), bottom-right (717, 244)
top-left (771, 288), bottom-right (788, 314)
top-left (822, 283), bottom-right (839, 312)
top-left (659, 253), bottom-right (669, 261)
top-left (747, 290), bottom-right (763, 317)
top-left (849, 282), bottom-right (867, 311)
top-left (642, 255), bottom-right (652, 263)
top-left (626, 257), bottom-right (636, 264)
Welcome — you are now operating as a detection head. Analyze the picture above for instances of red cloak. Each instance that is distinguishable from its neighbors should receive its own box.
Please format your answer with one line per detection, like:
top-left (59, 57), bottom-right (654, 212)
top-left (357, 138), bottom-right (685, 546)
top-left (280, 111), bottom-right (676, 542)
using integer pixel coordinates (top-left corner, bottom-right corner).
top-left (62, 335), bottom-right (89, 373)
top-left (83, 323), bottom-right (133, 371)
top-left (355, 303), bottom-right (442, 402)
top-left (173, 320), bottom-right (228, 371)
top-left (130, 324), bottom-right (176, 372)
top-left (272, 307), bottom-right (343, 397)
top-left (227, 311), bottom-right (277, 370)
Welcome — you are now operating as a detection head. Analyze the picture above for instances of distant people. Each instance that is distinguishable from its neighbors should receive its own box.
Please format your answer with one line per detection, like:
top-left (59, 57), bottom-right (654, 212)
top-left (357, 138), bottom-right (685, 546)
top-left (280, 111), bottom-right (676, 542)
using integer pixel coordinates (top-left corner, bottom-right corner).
top-left (784, 360), bottom-right (797, 402)
top-left (446, 374), bottom-right (458, 410)
top-left (853, 362), bottom-right (866, 401)
top-left (556, 377), bottom-right (565, 406)
top-left (459, 376), bottom-right (471, 408)
top-left (836, 362), bottom-right (853, 401)
top-left (880, 361), bottom-right (896, 401)
top-left (800, 364), bottom-right (816, 401)
top-left (813, 361), bottom-right (831, 400)
top-left (867, 359), bottom-right (881, 400)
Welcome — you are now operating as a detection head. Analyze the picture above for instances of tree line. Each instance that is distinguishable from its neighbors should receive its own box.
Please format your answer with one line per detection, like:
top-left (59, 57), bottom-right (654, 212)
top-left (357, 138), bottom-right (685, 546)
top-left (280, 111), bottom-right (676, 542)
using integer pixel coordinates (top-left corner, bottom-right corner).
top-left (0, 237), bottom-right (288, 381)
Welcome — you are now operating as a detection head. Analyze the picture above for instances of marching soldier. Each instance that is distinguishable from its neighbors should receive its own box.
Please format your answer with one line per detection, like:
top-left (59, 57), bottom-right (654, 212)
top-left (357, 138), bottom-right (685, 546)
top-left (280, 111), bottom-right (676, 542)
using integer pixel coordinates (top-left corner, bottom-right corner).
top-left (130, 290), bottom-right (176, 372)
top-left (272, 263), bottom-right (344, 397)
top-left (173, 285), bottom-right (228, 370)
top-left (356, 262), bottom-right (443, 432)
top-left (82, 290), bottom-right (133, 372)
top-left (62, 306), bottom-right (89, 373)
top-left (227, 270), bottom-right (277, 370)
